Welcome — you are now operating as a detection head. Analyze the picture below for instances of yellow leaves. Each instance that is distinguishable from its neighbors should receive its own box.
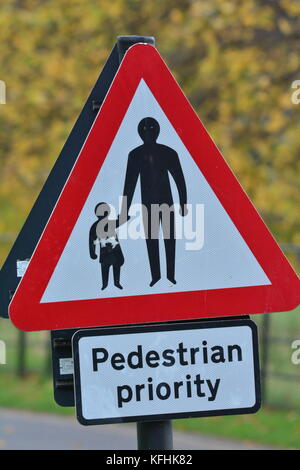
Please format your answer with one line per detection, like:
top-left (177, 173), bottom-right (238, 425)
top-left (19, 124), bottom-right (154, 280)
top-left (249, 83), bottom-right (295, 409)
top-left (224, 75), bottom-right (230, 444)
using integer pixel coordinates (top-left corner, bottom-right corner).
top-left (278, 18), bottom-right (293, 35)
top-left (257, 75), bottom-right (271, 89)
top-left (169, 8), bottom-right (184, 25)
top-left (264, 112), bottom-right (285, 134)
top-left (220, 1), bottom-right (236, 16)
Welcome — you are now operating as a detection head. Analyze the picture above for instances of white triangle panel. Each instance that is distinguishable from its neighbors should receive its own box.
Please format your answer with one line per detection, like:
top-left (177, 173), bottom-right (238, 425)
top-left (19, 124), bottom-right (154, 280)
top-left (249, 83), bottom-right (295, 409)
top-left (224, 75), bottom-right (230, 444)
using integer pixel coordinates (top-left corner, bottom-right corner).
top-left (41, 80), bottom-right (270, 303)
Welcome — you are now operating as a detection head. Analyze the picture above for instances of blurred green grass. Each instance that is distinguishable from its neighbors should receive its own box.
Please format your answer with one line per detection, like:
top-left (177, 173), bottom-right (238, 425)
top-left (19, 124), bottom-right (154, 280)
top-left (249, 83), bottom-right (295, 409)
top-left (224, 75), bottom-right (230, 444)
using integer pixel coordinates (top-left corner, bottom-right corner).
top-left (254, 307), bottom-right (300, 409)
top-left (0, 371), bottom-right (300, 448)
top-left (0, 318), bottom-right (50, 373)
top-left (175, 408), bottom-right (300, 449)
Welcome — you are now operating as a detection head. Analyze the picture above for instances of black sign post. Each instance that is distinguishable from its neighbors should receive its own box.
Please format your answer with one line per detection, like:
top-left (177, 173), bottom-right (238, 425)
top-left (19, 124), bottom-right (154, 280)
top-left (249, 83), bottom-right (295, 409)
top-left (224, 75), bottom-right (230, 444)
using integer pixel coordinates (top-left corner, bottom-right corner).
top-left (137, 421), bottom-right (173, 450)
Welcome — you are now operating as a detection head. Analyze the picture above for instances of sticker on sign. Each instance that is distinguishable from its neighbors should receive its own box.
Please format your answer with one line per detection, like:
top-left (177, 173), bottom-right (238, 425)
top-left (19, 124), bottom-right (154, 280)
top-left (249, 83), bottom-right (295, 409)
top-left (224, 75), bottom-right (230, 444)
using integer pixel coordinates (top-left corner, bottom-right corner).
top-left (72, 320), bottom-right (260, 425)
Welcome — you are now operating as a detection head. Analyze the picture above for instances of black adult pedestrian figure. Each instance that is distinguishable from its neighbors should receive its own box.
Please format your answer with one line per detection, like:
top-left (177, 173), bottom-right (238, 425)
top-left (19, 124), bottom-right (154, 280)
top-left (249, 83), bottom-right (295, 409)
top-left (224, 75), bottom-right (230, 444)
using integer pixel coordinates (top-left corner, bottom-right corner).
top-left (89, 202), bottom-right (124, 290)
top-left (120, 117), bottom-right (187, 287)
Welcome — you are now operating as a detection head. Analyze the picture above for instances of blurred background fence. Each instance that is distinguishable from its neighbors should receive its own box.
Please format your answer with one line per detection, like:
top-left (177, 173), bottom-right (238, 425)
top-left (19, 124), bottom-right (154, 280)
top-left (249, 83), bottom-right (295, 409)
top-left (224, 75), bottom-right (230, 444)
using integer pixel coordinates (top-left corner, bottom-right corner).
top-left (1, 240), bottom-right (300, 410)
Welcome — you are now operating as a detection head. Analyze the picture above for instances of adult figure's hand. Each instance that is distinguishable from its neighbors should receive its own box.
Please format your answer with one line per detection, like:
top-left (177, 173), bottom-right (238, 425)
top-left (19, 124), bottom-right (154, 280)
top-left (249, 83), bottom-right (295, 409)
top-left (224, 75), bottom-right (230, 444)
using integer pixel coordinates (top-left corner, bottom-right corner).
top-left (179, 204), bottom-right (188, 217)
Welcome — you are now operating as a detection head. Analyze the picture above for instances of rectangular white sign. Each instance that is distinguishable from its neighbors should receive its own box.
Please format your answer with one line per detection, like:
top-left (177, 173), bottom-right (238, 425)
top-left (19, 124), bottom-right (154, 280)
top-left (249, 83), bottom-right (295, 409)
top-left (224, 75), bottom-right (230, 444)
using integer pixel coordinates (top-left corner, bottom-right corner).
top-left (72, 320), bottom-right (260, 425)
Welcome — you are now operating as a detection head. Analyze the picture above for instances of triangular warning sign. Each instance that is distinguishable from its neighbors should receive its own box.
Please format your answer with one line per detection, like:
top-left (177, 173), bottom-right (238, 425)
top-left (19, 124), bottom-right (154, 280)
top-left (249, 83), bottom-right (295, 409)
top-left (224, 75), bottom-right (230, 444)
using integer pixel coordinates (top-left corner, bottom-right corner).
top-left (10, 44), bottom-right (300, 331)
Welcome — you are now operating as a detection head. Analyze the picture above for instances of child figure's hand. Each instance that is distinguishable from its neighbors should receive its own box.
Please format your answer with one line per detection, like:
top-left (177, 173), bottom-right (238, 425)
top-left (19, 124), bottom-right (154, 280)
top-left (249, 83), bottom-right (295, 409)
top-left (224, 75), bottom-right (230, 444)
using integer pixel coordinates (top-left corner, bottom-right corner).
top-left (90, 253), bottom-right (97, 260)
top-left (109, 237), bottom-right (119, 248)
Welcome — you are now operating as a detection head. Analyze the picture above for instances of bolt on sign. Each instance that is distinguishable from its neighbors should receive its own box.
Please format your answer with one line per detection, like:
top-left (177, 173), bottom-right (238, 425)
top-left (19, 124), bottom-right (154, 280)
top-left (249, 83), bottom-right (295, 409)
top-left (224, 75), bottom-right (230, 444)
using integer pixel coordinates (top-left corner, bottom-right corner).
top-left (8, 43), bottom-right (300, 331)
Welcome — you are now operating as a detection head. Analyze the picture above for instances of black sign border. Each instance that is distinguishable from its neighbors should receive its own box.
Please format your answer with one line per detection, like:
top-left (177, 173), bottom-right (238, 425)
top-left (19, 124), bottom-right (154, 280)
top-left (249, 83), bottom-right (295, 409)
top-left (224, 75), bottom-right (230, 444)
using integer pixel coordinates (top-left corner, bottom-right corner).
top-left (72, 319), bottom-right (261, 426)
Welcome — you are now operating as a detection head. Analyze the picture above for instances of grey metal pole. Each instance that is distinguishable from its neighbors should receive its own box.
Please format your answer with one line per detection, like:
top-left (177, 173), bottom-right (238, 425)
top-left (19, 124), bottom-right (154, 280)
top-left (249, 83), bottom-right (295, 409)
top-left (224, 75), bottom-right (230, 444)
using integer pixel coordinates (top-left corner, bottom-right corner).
top-left (116, 35), bottom-right (173, 451)
top-left (137, 420), bottom-right (173, 450)
top-left (17, 330), bottom-right (26, 377)
top-left (261, 313), bottom-right (270, 404)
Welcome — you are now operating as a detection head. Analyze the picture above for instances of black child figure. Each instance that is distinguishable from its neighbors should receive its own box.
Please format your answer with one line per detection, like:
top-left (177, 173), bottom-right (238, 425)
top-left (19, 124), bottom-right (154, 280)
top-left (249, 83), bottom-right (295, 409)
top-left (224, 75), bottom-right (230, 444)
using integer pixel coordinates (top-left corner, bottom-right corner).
top-left (89, 202), bottom-right (124, 290)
